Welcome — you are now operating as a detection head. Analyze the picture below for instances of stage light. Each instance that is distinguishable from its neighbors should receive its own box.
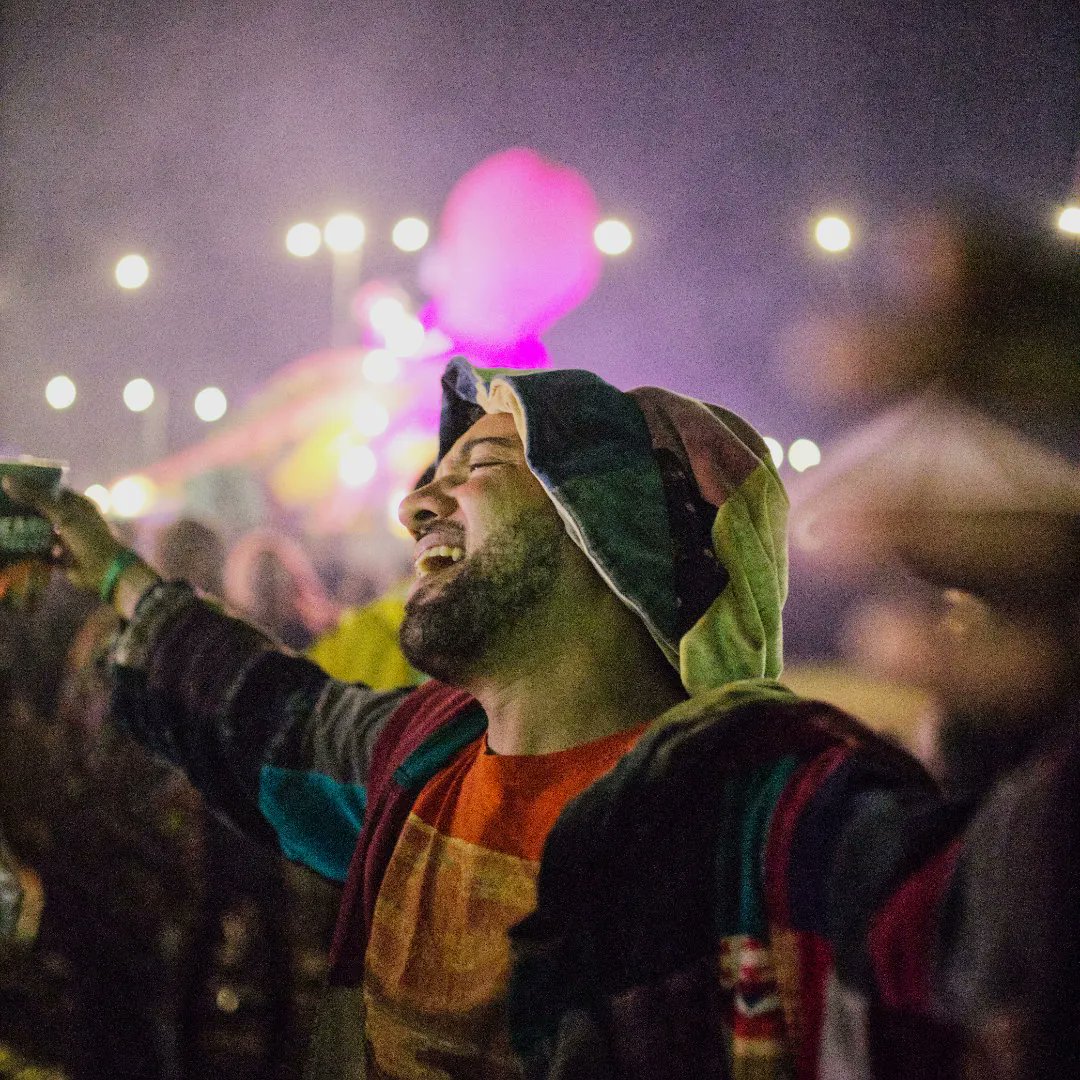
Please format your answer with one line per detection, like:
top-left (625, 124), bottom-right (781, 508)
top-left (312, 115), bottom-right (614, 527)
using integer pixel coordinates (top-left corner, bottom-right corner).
top-left (594, 219), bottom-right (633, 255)
top-left (788, 438), bottom-right (821, 472)
top-left (352, 396), bottom-right (390, 438)
top-left (286, 222), bottom-right (322, 257)
top-left (388, 488), bottom-right (410, 537)
top-left (115, 254), bottom-right (149, 289)
top-left (392, 217), bottom-right (430, 253)
top-left (1057, 205), bottom-right (1080, 235)
top-left (814, 216), bottom-right (852, 253)
top-left (339, 444), bottom-right (377, 488)
top-left (123, 378), bottom-right (155, 413)
top-left (362, 348), bottom-right (400, 384)
top-left (45, 375), bottom-right (76, 410)
top-left (383, 316), bottom-right (425, 357)
top-left (368, 297), bottom-right (406, 333)
top-left (194, 387), bottom-right (227, 422)
top-left (324, 213), bottom-right (366, 254)
top-left (84, 484), bottom-right (111, 514)
top-left (110, 475), bottom-right (155, 518)
top-left (762, 437), bottom-right (784, 469)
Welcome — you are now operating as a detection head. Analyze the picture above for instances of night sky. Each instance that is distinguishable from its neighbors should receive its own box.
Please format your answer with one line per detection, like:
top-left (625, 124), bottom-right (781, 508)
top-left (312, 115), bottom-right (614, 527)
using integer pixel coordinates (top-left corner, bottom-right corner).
top-left (2, 0), bottom-right (1078, 492)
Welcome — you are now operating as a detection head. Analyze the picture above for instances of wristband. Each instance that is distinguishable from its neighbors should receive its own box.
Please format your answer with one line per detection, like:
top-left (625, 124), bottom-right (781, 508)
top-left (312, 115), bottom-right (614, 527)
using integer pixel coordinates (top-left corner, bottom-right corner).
top-left (99, 549), bottom-right (141, 605)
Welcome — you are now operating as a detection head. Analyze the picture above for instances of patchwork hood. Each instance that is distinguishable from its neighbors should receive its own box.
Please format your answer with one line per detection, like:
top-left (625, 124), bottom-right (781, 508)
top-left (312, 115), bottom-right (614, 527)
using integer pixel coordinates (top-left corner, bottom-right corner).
top-left (439, 358), bottom-right (789, 694)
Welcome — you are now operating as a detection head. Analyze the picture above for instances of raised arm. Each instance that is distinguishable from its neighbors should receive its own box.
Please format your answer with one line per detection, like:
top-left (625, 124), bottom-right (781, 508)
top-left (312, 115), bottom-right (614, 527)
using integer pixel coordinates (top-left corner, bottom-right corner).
top-left (2, 479), bottom-right (411, 881)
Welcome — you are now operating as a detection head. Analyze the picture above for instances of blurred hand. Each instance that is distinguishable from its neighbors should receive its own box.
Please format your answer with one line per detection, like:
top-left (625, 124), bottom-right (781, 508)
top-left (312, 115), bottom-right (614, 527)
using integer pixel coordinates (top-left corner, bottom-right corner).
top-left (2, 477), bottom-right (132, 597)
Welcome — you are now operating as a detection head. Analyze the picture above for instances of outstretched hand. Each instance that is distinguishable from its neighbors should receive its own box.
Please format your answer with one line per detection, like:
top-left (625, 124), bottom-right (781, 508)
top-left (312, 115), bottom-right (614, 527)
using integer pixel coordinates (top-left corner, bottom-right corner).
top-left (0, 477), bottom-right (160, 614)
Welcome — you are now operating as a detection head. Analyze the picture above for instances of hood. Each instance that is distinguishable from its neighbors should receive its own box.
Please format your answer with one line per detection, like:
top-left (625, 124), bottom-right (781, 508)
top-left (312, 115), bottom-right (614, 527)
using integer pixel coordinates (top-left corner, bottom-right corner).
top-left (438, 357), bottom-right (788, 694)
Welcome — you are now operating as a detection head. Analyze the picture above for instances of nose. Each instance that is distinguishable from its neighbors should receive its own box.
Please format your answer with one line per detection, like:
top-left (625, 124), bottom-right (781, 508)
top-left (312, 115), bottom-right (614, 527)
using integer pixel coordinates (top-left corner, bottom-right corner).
top-left (398, 476), bottom-right (456, 535)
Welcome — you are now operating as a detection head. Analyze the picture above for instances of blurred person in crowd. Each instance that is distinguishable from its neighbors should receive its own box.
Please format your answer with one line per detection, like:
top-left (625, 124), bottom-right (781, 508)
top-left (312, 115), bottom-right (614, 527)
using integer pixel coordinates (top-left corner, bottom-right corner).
top-left (155, 516), bottom-right (313, 1080)
top-left (306, 578), bottom-right (424, 690)
top-left (154, 517), bottom-right (226, 598)
top-left (8, 213), bottom-right (1080, 1080)
top-left (783, 203), bottom-right (1080, 1077)
top-left (225, 527), bottom-right (339, 651)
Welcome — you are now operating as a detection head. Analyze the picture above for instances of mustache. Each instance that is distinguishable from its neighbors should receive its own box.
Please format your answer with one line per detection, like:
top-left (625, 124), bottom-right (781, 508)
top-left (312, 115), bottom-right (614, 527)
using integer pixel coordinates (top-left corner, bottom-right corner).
top-left (416, 522), bottom-right (466, 546)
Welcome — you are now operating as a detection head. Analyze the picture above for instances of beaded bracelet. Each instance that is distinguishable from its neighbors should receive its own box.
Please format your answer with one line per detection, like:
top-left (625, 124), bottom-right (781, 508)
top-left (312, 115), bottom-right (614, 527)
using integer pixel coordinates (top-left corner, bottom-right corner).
top-left (99, 548), bottom-right (141, 605)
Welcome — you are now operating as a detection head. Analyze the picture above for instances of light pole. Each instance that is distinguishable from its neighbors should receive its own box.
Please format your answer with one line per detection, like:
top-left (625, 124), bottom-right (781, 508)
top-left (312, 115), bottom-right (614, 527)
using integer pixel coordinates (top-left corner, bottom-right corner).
top-left (123, 377), bottom-right (168, 463)
top-left (287, 214), bottom-right (367, 348)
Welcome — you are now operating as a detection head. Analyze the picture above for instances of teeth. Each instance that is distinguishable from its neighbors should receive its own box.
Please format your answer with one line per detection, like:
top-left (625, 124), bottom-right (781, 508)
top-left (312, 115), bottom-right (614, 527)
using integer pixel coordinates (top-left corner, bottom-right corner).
top-left (416, 545), bottom-right (465, 575)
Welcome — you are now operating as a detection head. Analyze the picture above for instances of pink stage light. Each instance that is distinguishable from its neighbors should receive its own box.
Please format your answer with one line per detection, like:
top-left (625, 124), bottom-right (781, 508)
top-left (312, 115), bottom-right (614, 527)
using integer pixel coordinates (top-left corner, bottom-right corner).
top-left (421, 148), bottom-right (601, 365)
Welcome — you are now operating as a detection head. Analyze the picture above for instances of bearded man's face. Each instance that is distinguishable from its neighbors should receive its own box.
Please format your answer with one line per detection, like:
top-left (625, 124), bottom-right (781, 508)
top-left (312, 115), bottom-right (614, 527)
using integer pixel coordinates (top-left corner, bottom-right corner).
top-left (397, 412), bottom-right (569, 684)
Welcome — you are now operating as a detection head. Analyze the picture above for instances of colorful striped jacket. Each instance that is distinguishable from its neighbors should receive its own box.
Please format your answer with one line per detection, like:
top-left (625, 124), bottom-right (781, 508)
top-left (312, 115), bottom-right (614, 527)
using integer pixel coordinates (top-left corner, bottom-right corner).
top-left (109, 584), bottom-right (1080, 1078)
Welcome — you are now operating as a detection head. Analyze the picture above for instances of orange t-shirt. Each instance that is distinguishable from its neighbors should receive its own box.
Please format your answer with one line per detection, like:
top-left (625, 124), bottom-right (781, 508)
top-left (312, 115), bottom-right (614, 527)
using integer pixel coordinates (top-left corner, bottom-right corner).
top-left (363, 723), bottom-right (647, 1080)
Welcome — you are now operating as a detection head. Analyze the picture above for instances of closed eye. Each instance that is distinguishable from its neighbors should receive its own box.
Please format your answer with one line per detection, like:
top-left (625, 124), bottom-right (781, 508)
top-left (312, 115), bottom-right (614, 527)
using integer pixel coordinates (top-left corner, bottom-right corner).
top-left (468, 460), bottom-right (509, 471)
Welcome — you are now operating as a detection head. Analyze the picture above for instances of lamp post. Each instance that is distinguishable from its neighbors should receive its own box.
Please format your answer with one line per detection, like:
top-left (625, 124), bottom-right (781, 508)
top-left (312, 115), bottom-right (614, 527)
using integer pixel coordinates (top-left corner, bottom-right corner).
top-left (286, 214), bottom-right (366, 348)
top-left (123, 377), bottom-right (168, 463)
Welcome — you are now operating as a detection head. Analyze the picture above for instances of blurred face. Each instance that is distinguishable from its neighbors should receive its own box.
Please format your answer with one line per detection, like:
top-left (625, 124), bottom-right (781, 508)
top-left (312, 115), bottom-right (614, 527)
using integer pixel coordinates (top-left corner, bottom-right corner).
top-left (397, 412), bottom-right (568, 684)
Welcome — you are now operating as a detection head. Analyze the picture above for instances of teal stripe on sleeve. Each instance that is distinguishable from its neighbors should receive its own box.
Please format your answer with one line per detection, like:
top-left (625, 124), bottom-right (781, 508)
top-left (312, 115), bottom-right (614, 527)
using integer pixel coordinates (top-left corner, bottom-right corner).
top-left (738, 755), bottom-right (801, 937)
top-left (259, 765), bottom-right (367, 883)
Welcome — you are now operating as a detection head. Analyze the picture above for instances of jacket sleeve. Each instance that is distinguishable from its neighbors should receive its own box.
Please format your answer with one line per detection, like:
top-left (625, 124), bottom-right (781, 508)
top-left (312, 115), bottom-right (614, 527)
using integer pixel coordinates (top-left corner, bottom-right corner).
top-left (108, 582), bottom-right (412, 882)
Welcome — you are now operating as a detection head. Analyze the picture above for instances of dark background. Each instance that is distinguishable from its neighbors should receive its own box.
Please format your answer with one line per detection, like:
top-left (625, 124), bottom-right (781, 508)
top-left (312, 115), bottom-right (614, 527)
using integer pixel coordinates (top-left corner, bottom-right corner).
top-left (2, 0), bottom-right (1078, 490)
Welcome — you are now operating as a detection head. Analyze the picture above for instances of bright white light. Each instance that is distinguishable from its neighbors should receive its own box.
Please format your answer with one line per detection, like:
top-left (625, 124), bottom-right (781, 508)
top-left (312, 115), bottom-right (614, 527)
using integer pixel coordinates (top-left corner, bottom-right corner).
top-left (45, 375), bottom-right (77, 410)
top-left (387, 488), bottom-right (410, 537)
top-left (1057, 205), bottom-right (1080, 235)
top-left (286, 222), bottom-right (322, 257)
top-left (391, 217), bottom-right (430, 253)
top-left (787, 438), bottom-right (822, 472)
top-left (383, 316), bottom-right (425, 357)
top-left (352, 396), bottom-right (390, 438)
top-left (123, 378), bottom-right (155, 413)
top-left (368, 297), bottom-right (406, 334)
top-left (814, 216), bottom-right (852, 253)
top-left (194, 386), bottom-right (227, 422)
top-left (338, 444), bottom-right (377, 488)
top-left (84, 484), bottom-right (111, 514)
top-left (324, 213), bottom-right (366, 254)
top-left (115, 254), bottom-right (150, 289)
top-left (110, 475), bottom-right (155, 518)
top-left (762, 436), bottom-right (784, 469)
top-left (362, 348), bottom-right (401, 384)
top-left (594, 219), bottom-right (633, 255)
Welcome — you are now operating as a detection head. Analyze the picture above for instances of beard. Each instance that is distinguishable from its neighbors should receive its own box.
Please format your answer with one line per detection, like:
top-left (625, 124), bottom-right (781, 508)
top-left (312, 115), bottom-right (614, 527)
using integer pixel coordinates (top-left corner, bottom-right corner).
top-left (399, 508), bottom-right (565, 685)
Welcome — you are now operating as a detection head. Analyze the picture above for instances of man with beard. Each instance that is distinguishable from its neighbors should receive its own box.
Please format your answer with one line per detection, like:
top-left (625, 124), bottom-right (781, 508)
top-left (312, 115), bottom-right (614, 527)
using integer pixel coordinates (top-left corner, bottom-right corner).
top-left (7, 354), bottom-right (1076, 1080)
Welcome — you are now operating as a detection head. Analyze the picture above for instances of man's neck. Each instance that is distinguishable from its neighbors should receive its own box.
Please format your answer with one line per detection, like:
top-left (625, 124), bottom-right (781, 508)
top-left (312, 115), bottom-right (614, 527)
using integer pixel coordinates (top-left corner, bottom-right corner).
top-left (465, 588), bottom-right (687, 755)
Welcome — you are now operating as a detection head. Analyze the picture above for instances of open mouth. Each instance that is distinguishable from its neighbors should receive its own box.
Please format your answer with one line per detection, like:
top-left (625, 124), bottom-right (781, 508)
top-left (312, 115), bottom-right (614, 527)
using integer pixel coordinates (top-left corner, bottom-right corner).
top-left (415, 544), bottom-right (466, 577)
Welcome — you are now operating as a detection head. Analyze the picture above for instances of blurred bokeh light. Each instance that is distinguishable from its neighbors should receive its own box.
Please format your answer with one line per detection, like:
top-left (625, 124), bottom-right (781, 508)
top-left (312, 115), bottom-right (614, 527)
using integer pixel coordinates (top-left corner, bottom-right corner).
top-left (762, 436), bottom-right (784, 469)
top-left (351, 396), bottom-right (390, 437)
top-left (814, 216), bottom-right (852, 253)
top-left (194, 386), bottom-right (228, 422)
top-left (110, 475), bottom-right (155, 517)
top-left (324, 213), bottom-right (366, 254)
top-left (1057, 205), bottom-right (1080, 234)
top-left (45, 375), bottom-right (77, 410)
top-left (123, 378), bottom-right (155, 412)
top-left (362, 348), bottom-right (400, 384)
top-left (391, 216), bottom-right (430, 252)
top-left (593, 219), bottom-right (633, 255)
top-left (114, 254), bottom-right (150, 289)
top-left (788, 437), bottom-right (822, 472)
top-left (84, 484), bottom-right (111, 513)
top-left (338, 444), bottom-right (377, 487)
top-left (286, 222), bottom-right (322, 257)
